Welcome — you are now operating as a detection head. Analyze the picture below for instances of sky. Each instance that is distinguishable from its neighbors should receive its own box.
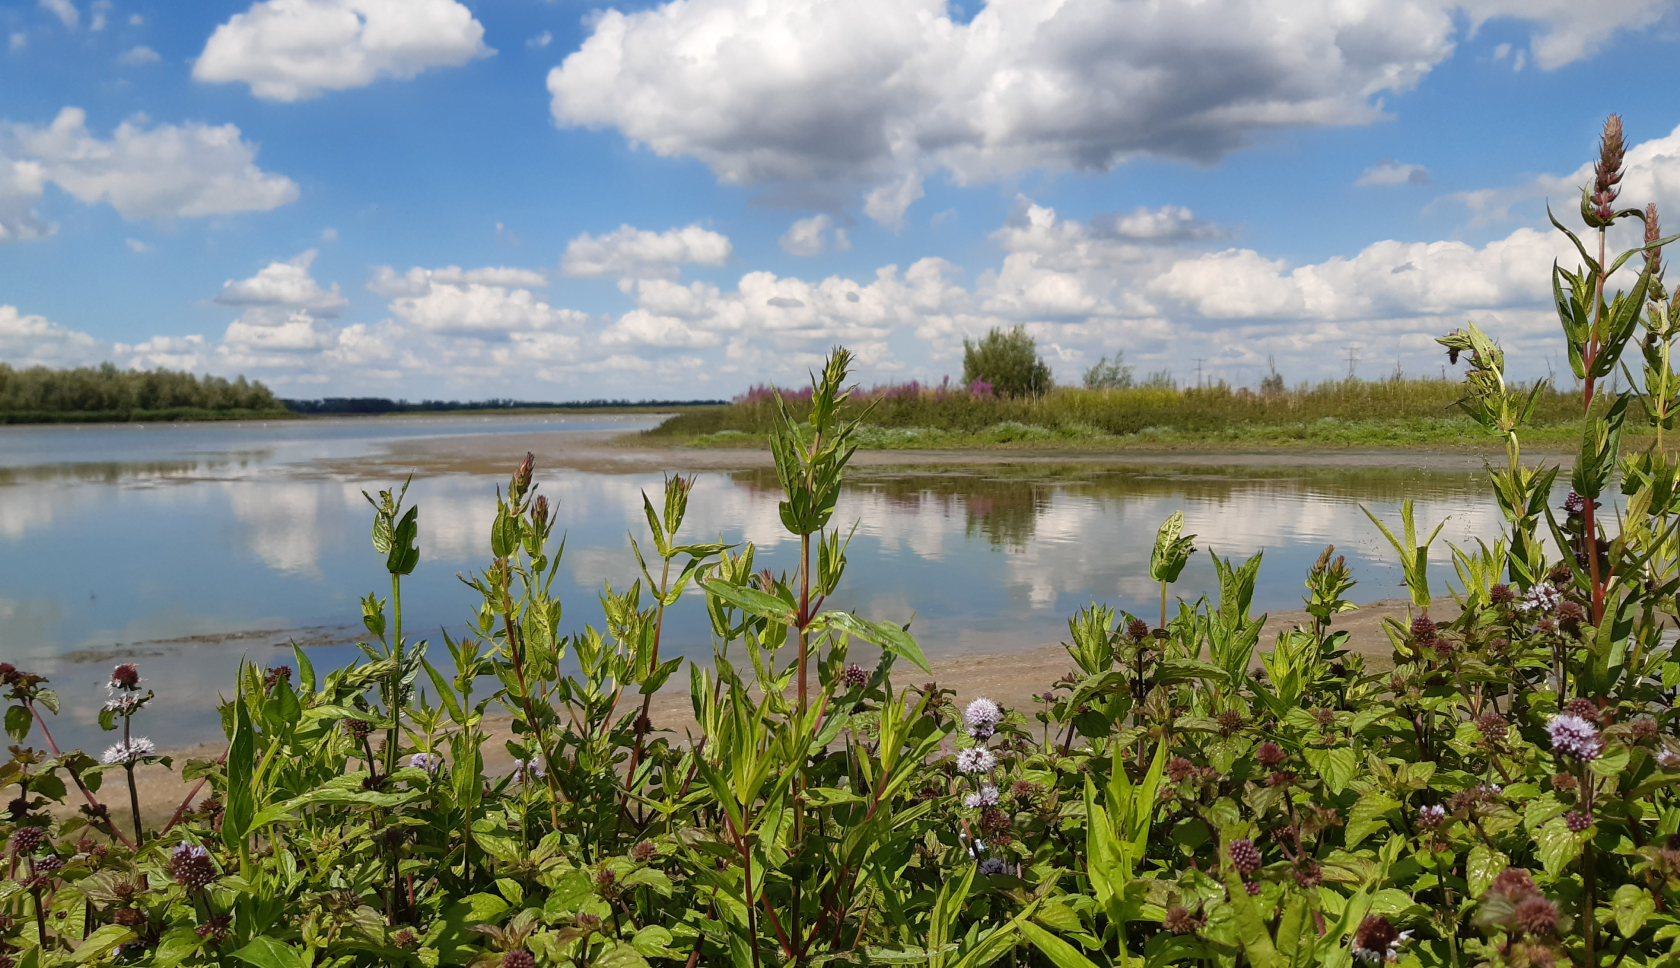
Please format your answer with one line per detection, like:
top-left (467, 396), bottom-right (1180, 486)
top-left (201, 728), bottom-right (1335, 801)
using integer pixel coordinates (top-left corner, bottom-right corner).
top-left (3, 0), bottom-right (1680, 400)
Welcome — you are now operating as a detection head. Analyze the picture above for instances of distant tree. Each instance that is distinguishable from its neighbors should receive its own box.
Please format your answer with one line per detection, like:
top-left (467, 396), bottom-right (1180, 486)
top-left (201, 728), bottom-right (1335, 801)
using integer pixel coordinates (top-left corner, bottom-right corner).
top-left (1141, 369), bottom-right (1177, 390)
top-left (1260, 354), bottom-right (1285, 396)
top-left (962, 326), bottom-right (1052, 397)
top-left (1083, 352), bottom-right (1135, 390)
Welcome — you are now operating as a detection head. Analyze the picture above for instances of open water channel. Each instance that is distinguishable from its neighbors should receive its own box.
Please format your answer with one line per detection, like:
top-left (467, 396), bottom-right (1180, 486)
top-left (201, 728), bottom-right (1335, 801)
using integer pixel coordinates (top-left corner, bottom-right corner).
top-left (0, 415), bottom-right (1528, 749)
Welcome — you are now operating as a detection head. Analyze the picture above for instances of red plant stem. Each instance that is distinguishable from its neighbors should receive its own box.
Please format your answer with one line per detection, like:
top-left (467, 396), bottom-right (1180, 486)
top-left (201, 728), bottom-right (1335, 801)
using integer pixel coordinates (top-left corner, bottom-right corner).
top-left (1584, 227), bottom-right (1608, 628)
top-left (26, 703), bottom-right (134, 850)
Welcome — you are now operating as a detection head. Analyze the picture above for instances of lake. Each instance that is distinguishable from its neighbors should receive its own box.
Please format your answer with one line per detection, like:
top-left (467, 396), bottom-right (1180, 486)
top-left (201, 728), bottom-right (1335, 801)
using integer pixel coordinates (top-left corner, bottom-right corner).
top-left (0, 415), bottom-right (1519, 750)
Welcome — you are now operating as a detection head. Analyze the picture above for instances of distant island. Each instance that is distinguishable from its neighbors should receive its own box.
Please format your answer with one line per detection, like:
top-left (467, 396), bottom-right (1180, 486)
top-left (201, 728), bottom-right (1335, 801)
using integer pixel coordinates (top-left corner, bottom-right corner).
top-left (0, 362), bottom-right (726, 424)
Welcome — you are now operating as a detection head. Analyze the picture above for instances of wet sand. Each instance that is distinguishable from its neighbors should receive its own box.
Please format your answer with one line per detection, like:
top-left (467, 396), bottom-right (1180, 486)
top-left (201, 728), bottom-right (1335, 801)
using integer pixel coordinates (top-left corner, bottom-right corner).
top-left (77, 595), bottom-right (1444, 827)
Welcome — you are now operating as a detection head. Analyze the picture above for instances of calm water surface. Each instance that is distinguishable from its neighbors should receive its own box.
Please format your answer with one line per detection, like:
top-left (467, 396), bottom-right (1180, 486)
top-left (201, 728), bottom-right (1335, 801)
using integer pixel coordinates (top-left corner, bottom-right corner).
top-left (0, 416), bottom-right (1517, 749)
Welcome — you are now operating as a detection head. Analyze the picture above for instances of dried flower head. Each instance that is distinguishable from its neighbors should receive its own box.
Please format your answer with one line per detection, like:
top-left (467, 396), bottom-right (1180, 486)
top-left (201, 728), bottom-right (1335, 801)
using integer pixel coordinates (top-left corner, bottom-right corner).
top-left (1488, 867), bottom-right (1539, 902)
top-left (1409, 616), bottom-right (1437, 640)
top-left (108, 663), bottom-right (141, 692)
top-left (503, 951), bottom-right (536, 968)
top-left (1127, 618), bottom-right (1150, 640)
top-left (264, 665), bottom-right (292, 688)
top-left (114, 907), bottom-right (146, 927)
top-left (1216, 710), bottom-right (1244, 735)
top-left (1633, 716), bottom-right (1660, 742)
top-left (1256, 741), bottom-right (1285, 768)
top-left (197, 913), bottom-right (231, 942)
top-left (1164, 905), bottom-right (1204, 935)
top-left (1292, 859), bottom-right (1322, 889)
top-left (1489, 584), bottom-right (1515, 605)
top-left (1593, 114), bottom-right (1627, 221)
top-left (1166, 756), bottom-right (1196, 783)
top-left (1515, 896), bottom-right (1560, 937)
top-left (1353, 914), bottom-right (1403, 963)
top-left (344, 718), bottom-right (370, 740)
top-left (1556, 602), bottom-right (1585, 637)
top-left (631, 840), bottom-right (658, 863)
top-left (1476, 711), bottom-right (1507, 742)
top-left (977, 857), bottom-right (1009, 876)
top-left (1551, 772), bottom-right (1577, 793)
top-left (1562, 697), bottom-right (1599, 722)
top-left (979, 807), bottom-right (1012, 835)
top-left (1011, 780), bottom-right (1040, 801)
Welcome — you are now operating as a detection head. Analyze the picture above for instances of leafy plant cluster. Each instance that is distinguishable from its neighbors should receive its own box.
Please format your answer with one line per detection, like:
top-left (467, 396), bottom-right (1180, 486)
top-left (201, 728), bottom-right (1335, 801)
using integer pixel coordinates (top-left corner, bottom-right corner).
top-left (8, 115), bottom-right (1680, 968)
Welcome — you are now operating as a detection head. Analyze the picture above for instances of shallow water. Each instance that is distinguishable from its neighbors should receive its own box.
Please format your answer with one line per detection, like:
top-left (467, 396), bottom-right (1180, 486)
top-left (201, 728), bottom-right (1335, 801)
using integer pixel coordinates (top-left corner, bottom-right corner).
top-left (0, 416), bottom-right (1521, 750)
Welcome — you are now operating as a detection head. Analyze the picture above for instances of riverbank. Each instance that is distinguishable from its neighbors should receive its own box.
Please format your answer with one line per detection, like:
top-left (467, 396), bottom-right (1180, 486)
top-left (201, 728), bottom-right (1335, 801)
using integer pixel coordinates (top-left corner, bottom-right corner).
top-left (71, 595), bottom-right (1438, 826)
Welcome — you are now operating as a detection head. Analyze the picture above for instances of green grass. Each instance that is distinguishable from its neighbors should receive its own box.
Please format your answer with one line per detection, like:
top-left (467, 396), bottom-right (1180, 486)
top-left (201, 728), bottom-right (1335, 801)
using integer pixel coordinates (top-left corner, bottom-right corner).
top-left (647, 377), bottom-right (1608, 451)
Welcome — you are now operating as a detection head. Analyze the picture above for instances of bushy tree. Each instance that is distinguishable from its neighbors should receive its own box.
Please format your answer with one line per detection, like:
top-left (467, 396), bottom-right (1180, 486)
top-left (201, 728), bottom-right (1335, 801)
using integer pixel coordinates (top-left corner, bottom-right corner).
top-left (1083, 352), bottom-right (1135, 390)
top-left (962, 325), bottom-right (1052, 397)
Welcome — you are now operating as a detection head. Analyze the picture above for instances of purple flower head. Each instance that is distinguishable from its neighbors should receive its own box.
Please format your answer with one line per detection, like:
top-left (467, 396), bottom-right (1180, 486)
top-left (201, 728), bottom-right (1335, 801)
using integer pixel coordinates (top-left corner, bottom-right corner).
top-left (167, 842), bottom-right (216, 890)
top-left (1521, 583), bottom-right (1562, 615)
top-left (409, 752), bottom-right (441, 774)
top-left (977, 857), bottom-right (1009, 876)
top-left (1564, 491), bottom-right (1586, 515)
top-left (963, 784), bottom-right (1000, 810)
top-left (956, 747), bottom-right (997, 774)
top-left (1418, 804), bottom-right (1446, 828)
top-left (841, 664), bottom-right (870, 688)
top-left (1547, 714), bottom-right (1603, 761)
top-left (964, 697), bottom-right (1002, 738)
top-left (510, 758), bottom-right (545, 784)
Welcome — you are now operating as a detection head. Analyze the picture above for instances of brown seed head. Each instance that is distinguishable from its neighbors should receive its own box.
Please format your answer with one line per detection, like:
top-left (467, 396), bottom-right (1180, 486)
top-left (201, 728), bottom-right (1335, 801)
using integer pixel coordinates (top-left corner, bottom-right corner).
top-left (1164, 905), bottom-right (1204, 935)
top-left (1489, 867), bottom-right (1539, 901)
top-left (1595, 114), bottom-right (1627, 217)
top-left (1515, 896), bottom-right (1560, 937)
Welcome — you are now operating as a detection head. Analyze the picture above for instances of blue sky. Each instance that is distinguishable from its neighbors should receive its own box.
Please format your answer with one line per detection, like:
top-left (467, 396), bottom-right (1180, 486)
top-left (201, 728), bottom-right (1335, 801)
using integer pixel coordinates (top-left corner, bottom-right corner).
top-left (2, 0), bottom-right (1680, 399)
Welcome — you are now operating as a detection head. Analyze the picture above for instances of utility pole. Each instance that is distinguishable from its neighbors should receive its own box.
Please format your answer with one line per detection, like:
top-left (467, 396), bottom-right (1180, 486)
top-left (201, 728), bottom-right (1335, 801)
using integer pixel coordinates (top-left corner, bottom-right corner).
top-left (1343, 344), bottom-right (1360, 379)
top-left (1192, 357), bottom-right (1207, 387)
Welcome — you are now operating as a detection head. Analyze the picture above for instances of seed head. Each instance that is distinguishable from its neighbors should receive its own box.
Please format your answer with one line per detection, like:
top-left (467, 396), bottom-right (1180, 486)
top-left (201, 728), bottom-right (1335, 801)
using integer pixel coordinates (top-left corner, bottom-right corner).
top-left (511, 453), bottom-right (536, 502)
top-left (1127, 619), bottom-right (1150, 640)
top-left (1593, 115), bottom-right (1627, 221)
top-left (108, 663), bottom-right (141, 692)
top-left (196, 914), bottom-right (231, 942)
top-left (1489, 584), bottom-right (1514, 605)
top-left (344, 719), bottom-right (370, 740)
top-left (1515, 896), bottom-right (1560, 937)
top-left (1552, 771), bottom-right (1577, 792)
top-left (1409, 616), bottom-right (1437, 640)
top-left (1166, 756), bottom-right (1195, 783)
top-left (1228, 838), bottom-right (1262, 874)
top-left (1488, 867), bottom-right (1539, 902)
top-left (631, 840), bottom-right (658, 863)
top-left (1256, 741), bottom-right (1285, 767)
top-left (1633, 717), bottom-right (1660, 742)
top-left (1164, 905), bottom-right (1204, 934)
top-left (1353, 915), bottom-right (1401, 964)
top-left (1648, 204), bottom-right (1666, 284)
top-left (390, 927), bottom-right (416, 948)
top-left (167, 842), bottom-right (217, 890)
top-left (1292, 860), bottom-right (1322, 889)
top-left (979, 806), bottom-right (1012, 835)
top-left (1562, 697), bottom-right (1599, 722)
top-left (1476, 712), bottom-right (1507, 742)
top-left (1556, 602), bottom-right (1585, 637)
top-left (11, 825), bottom-right (45, 855)
top-left (841, 664), bottom-right (870, 688)
top-left (114, 907), bottom-right (146, 927)
top-left (1216, 710), bottom-right (1244, 735)
top-left (264, 665), bottom-right (292, 688)
top-left (1565, 810), bottom-right (1592, 833)
top-left (34, 855), bottom-right (63, 877)
top-left (503, 951), bottom-right (536, 968)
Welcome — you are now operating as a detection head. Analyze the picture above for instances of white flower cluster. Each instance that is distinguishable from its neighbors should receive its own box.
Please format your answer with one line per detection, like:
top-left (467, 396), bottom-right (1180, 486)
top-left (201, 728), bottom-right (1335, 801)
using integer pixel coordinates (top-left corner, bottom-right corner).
top-left (101, 737), bottom-right (155, 765)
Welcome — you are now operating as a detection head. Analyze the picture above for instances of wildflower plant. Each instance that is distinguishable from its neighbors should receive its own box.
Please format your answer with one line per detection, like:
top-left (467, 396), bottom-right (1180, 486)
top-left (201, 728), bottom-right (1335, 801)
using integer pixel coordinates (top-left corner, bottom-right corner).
top-left (8, 114), bottom-right (1680, 968)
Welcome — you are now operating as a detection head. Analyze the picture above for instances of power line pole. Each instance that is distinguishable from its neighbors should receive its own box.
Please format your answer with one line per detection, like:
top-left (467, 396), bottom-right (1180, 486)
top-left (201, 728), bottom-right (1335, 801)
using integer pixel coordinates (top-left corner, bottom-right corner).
top-left (1343, 345), bottom-right (1360, 379)
top-left (1192, 357), bottom-right (1207, 387)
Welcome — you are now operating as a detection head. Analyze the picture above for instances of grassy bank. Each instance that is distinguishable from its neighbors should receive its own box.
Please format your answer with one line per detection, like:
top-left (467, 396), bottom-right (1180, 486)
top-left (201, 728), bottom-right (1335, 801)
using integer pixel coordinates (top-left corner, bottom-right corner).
top-left (646, 376), bottom-right (1605, 450)
top-left (0, 362), bottom-right (289, 424)
top-left (0, 406), bottom-right (295, 424)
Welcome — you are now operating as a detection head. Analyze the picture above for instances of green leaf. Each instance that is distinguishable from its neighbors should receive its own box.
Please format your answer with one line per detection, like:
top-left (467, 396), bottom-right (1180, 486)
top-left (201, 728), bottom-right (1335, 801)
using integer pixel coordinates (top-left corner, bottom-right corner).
top-left (1345, 793), bottom-right (1400, 849)
top-left (1467, 844), bottom-right (1508, 898)
top-left (810, 609), bottom-right (932, 673)
top-left (701, 579), bottom-right (796, 625)
top-left (4, 705), bottom-right (30, 743)
top-left (1226, 869), bottom-right (1280, 968)
top-left (222, 681), bottom-right (256, 849)
top-left (1303, 747), bottom-right (1357, 795)
top-left (72, 925), bottom-right (136, 963)
top-left (227, 936), bottom-right (306, 968)
top-left (1536, 818), bottom-right (1586, 876)
top-left (1613, 883), bottom-right (1655, 938)
top-left (387, 505), bottom-right (419, 576)
top-left (1019, 922), bottom-right (1103, 968)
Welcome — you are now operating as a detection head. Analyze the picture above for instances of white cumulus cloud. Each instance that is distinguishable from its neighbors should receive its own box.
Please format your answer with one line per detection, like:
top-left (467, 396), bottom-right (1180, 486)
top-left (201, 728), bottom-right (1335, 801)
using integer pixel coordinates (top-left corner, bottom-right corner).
top-left (38, 0), bottom-right (76, 30)
top-left (0, 305), bottom-right (101, 367)
top-left (216, 250), bottom-right (348, 314)
top-left (117, 45), bottom-right (160, 66)
top-left (194, 0), bottom-right (494, 102)
top-left (2, 107), bottom-right (298, 225)
top-left (780, 214), bottom-right (850, 256)
top-left (371, 264), bottom-right (578, 338)
top-left (561, 224), bottom-right (732, 280)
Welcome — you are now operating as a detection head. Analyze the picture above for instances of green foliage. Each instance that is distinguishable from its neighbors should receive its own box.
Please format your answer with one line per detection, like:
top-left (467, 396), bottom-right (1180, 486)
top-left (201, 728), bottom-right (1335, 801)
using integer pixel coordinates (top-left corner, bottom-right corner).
top-left (0, 363), bottom-right (286, 421)
top-left (1083, 354), bottom-right (1135, 391)
top-left (963, 326), bottom-right (1053, 398)
top-left (11, 115), bottom-right (1680, 968)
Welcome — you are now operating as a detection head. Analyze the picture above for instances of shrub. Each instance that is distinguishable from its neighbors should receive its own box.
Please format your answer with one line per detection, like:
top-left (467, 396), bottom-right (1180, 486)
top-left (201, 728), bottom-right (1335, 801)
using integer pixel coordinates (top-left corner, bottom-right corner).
top-left (962, 325), bottom-right (1052, 397)
top-left (1083, 353), bottom-right (1135, 390)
